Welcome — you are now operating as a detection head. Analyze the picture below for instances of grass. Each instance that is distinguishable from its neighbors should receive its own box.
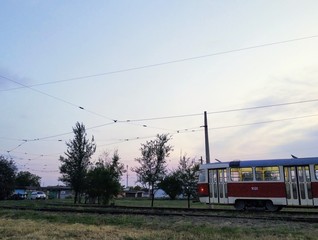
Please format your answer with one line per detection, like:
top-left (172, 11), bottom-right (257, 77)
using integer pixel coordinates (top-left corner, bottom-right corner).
top-left (0, 198), bottom-right (210, 209)
top-left (1, 199), bottom-right (318, 239)
top-left (113, 198), bottom-right (207, 208)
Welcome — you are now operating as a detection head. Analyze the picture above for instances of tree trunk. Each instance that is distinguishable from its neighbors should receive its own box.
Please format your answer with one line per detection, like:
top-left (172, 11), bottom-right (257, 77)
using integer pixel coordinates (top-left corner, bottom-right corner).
top-left (150, 185), bottom-right (154, 208)
top-left (187, 195), bottom-right (190, 208)
top-left (74, 191), bottom-right (78, 204)
top-left (151, 193), bottom-right (154, 208)
top-left (78, 192), bottom-right (82, 203)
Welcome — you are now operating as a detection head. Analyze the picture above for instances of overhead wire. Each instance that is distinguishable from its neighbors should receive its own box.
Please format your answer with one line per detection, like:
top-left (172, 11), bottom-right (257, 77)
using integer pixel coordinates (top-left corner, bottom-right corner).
top-left (96, 113), bottom-right (318, 147)
top-left (207, 98), bottom-right (318, 115)
top-left (3, 97), bottom-right (318, 152)
top-left (1, 34), bottom-right (318, 136)
top-left (0, 74), bottom-right (118, 122)
top-left (1, 34), bottom-right (318, 91)
top-left (2, 34), bottom-right (317, 174)
top-left (122, 98), bottom-right (318, 122)
top-left (209, 113), bottom-right (318, 130)
top-left (7, 112), bottom-right (318, 173)
top-left (0, 75), bottom-right (179, 131)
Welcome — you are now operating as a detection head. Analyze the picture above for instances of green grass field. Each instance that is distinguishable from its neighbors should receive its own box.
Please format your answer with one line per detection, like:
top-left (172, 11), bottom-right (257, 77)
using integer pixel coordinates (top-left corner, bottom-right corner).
top-left (1, 199), bottom-right (318, 239)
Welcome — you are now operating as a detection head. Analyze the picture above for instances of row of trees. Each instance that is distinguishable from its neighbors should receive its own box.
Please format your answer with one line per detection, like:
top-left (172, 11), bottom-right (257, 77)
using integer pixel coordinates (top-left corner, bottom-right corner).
top-left (0, 156), bottom-right (41, 200)
top-left (0, 122), bottom-right (199, 205)
top-left (133, 134), bottom-right (199, 207)
top-left (159, 156), bottom-right (199, 208)
top-left (59, 122), bottom-right (199, 207)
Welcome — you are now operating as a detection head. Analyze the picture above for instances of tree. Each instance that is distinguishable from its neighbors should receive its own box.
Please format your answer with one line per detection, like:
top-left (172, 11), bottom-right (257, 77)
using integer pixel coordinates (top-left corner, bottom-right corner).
top-left (107, 150), bottom-right (125, 182)
top-left (85, 151), bottom-right (124, 204)
top-left (0, 156), bottom-right (17, 200)
top-left (132, 185), bottom-right (142, 191)
top-left (178, 155), bottom-right (200, 208)
top-left (59, 122), bottom-right (96, 204)
top-left (132, 134), bottom-right (173, 207)
top-left (15, 171), bottom-right (41, 188)
top-left (158, 171), bottom-right (182, 200)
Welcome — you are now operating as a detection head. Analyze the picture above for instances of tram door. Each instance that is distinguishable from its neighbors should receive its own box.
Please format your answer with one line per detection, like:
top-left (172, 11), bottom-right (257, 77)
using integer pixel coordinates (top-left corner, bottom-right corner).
top-left (284, 166), bottom-right (313, 206)
top-left (208, 169), bottom-right (228, 204)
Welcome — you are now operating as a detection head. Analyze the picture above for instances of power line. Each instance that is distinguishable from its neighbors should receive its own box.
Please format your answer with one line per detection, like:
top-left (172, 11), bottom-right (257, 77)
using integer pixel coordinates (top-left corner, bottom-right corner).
top-left (122, 112), bottom-right (202, 122)
top-left (6, 112), bottom-right (318, 174)
top-left (2, 121), bottom-right (120, 156)
top-left (33, 121), bottom-right (117, 141)
top-left (7, 140), bottom-right (28, 153)
top-left (2, 97), bottom-right (318, 149)
top-left (97, 113), bottom-right (318, 147)
top-left (209, 113), bottom-right (318, 130)
top-left (2, 121), bottom-right (117, 154)
top-left (1, 34), bottom-right (317, 136)
top-left (207, 98), bottom-right (318, 115)
top-left (1, 75), bottom-right (201, 131)
top-left (1, 34), bottom-right (318, 91)
top-left (97, 126), bottom-right (202, 147)
top-left (123, 98), bottom-right (318, 122)
top-left (0, 74), bottom-right (118, 122)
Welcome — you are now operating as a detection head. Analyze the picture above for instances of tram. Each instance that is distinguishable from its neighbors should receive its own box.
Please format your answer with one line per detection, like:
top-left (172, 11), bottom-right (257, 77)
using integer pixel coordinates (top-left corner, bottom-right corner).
top-left (197, 157), bottom-right (318, 211)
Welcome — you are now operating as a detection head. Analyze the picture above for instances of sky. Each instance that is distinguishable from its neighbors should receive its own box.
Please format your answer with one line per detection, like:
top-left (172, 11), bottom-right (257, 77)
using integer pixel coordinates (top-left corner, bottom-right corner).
top-left (1, 1), bottom-right (318, 187)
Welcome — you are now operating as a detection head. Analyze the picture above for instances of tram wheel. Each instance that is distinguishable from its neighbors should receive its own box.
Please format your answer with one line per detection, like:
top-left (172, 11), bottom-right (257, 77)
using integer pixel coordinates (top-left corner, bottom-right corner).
top-left (234, 200), bottom-right (246, 211)
top-left (265, 201), bottom-right (280, 212)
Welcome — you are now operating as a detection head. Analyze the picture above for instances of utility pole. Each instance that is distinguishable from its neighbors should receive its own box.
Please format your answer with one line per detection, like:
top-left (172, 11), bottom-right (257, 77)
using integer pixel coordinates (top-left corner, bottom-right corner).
top-left (204, 111), bottom-right (211, 163)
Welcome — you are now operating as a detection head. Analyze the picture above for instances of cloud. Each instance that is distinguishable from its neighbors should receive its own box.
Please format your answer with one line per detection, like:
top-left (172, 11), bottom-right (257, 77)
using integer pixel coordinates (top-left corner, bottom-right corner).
top-left (269, 127), bottom-right (318, 158)
top-left (210, 67), bottom-right (318, 161)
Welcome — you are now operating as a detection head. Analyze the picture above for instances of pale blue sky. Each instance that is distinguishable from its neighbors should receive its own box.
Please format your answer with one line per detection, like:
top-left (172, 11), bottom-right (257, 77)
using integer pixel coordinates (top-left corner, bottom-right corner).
top-left (1, 1), bottom-right (318, 186)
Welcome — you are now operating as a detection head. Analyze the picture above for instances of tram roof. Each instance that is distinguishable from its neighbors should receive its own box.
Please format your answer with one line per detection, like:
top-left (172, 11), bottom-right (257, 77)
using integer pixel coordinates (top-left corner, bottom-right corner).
top-left (200, 157), bottom-right (318, 169)
top-left (236, 157), bottom-right (318, 167)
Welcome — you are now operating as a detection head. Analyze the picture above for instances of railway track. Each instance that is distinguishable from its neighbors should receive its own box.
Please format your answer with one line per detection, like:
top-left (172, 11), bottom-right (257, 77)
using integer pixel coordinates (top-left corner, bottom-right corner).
top-left (1, 204), bottom-right (318, 223)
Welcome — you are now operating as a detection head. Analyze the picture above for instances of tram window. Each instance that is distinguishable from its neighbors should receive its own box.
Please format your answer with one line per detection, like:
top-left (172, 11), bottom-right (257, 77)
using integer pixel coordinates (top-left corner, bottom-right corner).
top-left (199, 170), bottom-right (206, 182)
top-left (300, 183), bottom-right (306, 199)
top-left (213, 171), bottom-right (218, 182)
top-left (315, 165), bottom-right (318, 180)
top-left (230, 168), bottom-right (239, 181)
top-left (285, 183), bottom-right (291, 199)
top-left (298, 169), bottom-right (304, 182)
top-left (292, 183), bottom-right (297, 199)
top-left (218, 169), bottom-right (227, 183)
top-left (230, 167), bottom-right (253, 181)
top-left (305, 168), bottom-right (310, 182)
top-left (290, 167), bottom-right (296, 182)
top-left (255, 166), bottom-right (280, 181)
top-left (307, 183), bottom-right (313, 199)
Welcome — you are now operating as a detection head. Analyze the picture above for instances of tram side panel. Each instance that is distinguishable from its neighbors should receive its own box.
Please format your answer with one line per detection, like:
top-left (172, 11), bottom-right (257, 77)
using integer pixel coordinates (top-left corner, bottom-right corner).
top-left (197, 182), bottom-right (209, 203)
top-left (227, 182), bottom-right (287, 205)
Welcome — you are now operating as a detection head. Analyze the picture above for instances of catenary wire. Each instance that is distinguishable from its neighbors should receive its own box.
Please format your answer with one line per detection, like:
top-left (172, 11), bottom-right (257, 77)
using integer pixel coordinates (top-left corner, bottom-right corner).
top-left (97, 113), bottom-right (318, 147)
top-left (122, 98), bottom-right (318, 122)
top-left (2, 97), bottom-right (318, 146)
top-left (1, 34), bottom-right (318, 91)
top-left (0, 74), bottom-right (118, 122)
top-left (7, 113), bottom-right (318, 173)
top-left (1, 35), bottom-right (317, 132)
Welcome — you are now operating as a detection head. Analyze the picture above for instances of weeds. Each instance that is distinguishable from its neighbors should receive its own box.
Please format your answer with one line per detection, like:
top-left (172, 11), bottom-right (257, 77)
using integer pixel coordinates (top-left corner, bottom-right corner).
top-left (1, 199), bottom-right (318, 239)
